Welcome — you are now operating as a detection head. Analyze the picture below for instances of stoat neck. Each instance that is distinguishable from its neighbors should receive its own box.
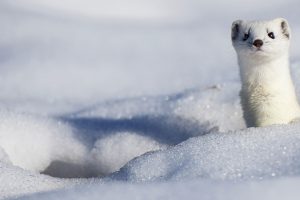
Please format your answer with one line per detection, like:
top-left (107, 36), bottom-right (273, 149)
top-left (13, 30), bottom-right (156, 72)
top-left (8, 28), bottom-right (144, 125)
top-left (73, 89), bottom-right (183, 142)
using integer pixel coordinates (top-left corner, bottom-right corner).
top-left (238, 53), bottom-right (294, 92)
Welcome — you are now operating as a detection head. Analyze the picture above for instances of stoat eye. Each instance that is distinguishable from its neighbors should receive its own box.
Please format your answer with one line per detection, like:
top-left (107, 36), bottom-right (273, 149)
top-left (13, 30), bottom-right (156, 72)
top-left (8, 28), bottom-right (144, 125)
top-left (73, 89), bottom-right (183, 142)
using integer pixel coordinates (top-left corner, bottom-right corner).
top-left (243, 33), bottom-right (249, 41)
top-left (268, 32), bottom-right (275, 39)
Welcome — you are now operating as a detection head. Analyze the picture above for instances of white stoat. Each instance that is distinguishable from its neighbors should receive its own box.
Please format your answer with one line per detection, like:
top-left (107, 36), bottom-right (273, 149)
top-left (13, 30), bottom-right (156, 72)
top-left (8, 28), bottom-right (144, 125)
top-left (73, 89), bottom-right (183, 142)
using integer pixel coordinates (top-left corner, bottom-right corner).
top-left (231, 18), bottom-right (300, 127)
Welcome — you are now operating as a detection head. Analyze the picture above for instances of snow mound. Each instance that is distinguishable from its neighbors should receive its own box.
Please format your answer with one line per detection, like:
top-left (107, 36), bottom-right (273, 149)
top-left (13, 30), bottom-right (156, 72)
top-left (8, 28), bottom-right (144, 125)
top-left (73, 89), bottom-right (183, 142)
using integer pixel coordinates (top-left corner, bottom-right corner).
top-left (0, 111), bottom-right (88, 174)
top-left (0, 161), bottom-right (76, 199)
top-left (0, 111), bottom-right (167, 178)
top-left (113, 123), bottom-right (300, 182)
top-left (87, 131), bottom-right (165, 175)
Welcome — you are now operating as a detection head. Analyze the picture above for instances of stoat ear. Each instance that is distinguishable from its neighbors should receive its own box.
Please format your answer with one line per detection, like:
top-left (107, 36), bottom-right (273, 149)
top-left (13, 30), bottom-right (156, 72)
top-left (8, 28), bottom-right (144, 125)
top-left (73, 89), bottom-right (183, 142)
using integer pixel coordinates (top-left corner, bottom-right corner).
top-left (274, 18), bottom-right (291, 39)
top-left (231, 20), bottom-right (242, 41)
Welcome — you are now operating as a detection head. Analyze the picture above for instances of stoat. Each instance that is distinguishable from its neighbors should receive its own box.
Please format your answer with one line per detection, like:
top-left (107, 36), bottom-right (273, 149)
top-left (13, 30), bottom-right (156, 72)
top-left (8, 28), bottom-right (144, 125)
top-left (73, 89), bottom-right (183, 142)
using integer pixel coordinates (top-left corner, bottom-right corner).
top-left (231, 18), bottom-right (300, 127)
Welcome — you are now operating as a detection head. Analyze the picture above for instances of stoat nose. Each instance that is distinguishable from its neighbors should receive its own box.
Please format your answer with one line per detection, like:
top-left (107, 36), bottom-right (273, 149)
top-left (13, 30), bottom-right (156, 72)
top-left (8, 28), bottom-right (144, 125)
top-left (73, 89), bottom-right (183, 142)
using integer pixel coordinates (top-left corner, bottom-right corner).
top-left (253, 39), bottom-right (263, 48)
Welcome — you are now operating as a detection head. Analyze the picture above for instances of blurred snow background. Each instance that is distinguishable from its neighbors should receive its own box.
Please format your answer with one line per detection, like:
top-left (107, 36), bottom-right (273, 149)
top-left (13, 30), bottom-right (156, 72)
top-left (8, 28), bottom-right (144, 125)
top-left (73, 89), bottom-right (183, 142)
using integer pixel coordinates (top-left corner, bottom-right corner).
top-left (1, 0), bottom-right (300, 199)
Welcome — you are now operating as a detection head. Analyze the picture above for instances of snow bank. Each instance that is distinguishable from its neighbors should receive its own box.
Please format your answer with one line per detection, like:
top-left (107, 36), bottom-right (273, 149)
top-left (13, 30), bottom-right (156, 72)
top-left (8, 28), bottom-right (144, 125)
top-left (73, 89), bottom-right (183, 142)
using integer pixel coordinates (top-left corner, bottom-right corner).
top-left (19, 120), bottom-right (300, 199)
top-left (113, 124), bottom-right (300, 181)
top-left (2, 73), bottom-right (299, 199)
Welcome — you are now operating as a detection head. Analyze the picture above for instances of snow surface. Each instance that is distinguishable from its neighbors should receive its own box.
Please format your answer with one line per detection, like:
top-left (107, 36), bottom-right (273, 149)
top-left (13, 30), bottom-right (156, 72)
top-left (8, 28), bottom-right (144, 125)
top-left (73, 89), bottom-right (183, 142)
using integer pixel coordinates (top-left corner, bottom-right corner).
top-left (1, 0), bottom-right (300, 199)
top-left (16, 178), bottom-right (300, 200)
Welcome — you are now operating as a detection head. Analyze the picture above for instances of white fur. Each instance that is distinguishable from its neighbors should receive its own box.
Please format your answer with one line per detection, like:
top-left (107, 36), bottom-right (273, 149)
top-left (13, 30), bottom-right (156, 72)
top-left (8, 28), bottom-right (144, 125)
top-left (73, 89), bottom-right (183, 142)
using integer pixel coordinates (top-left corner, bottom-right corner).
top-left (232, 18), bottom-right (300, 127)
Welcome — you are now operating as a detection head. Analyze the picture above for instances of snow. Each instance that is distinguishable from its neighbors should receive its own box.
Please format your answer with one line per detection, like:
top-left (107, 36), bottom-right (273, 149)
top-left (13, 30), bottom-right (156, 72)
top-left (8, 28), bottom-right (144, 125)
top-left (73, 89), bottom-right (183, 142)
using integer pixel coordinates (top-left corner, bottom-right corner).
top-left (1, 0), bottom-right (300, 199)
top-left (16, 178), bottom-right (300, 200)
top-left (113, 124), bottom-right (300, 182)
top-left (0, 161), bottom-right (79, 200)
top-left (0, 111), bottom-right (88, 173)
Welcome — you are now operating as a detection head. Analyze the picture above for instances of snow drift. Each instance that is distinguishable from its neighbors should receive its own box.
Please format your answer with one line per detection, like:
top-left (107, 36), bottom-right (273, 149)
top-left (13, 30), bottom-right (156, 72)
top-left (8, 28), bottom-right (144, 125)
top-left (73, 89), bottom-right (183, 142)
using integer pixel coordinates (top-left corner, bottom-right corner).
top-left (113, 124), bottom-right (300, 182)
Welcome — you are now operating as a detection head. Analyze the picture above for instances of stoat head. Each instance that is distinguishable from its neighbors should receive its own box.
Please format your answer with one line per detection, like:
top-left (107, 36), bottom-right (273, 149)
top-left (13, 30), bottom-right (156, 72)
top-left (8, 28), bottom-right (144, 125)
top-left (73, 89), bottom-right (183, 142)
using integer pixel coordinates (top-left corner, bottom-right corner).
top-left (231, 18), bottom-right (291, 62)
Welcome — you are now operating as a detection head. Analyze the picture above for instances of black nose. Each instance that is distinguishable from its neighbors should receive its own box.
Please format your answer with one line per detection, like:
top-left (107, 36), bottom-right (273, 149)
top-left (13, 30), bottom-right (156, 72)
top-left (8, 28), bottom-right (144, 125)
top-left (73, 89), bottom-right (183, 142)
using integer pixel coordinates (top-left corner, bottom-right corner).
top-left (253, 39), bottom-right (263, 48)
